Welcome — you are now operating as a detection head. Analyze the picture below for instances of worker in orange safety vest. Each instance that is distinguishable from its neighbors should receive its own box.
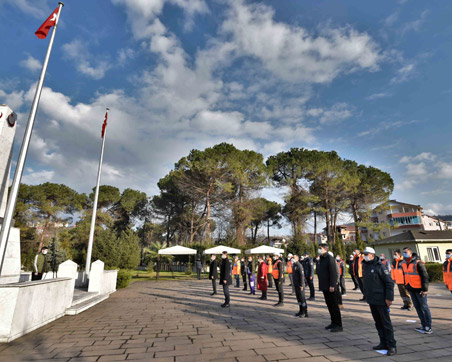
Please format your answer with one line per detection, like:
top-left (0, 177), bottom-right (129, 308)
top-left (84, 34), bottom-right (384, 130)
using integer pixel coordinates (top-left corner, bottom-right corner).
top-left (287, 253), bottom-right (295, 294)
top-left (391, 249), bottom-right (412, 310)
top-left (232, 255), bottom-right (241, 288)
top-left (443, 249), bottom-right (452, 295)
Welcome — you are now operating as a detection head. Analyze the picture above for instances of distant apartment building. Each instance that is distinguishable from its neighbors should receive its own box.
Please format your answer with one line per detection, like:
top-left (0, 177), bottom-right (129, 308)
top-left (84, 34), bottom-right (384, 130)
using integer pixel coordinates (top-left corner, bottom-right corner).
top-left (367, 200), bottom-right (450, 241)
top-left (307, 233), bottom-right (328, 244)
top-left (336, 224), bottom-right (356, 243)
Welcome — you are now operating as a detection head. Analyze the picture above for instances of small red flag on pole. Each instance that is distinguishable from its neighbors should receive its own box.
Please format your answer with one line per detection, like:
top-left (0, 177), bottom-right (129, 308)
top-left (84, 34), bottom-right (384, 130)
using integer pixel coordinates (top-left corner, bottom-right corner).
top-left (101, 110), bottom-right (108, 138)
top-left (35, 7), bottom-right (60, 39)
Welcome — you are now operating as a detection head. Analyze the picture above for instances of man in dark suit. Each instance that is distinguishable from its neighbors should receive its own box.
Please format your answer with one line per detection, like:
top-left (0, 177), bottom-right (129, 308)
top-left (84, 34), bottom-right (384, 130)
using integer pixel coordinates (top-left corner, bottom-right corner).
top-left (220, 251), bottom-right (232, 308)
top-left (209, 254), bottom-right (218, 295)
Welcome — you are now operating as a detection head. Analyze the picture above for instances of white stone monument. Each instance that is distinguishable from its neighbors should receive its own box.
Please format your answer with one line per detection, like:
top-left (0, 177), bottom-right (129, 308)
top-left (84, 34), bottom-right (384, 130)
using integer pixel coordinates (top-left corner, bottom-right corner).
top-left (0, 105), bottom-right (21, 284)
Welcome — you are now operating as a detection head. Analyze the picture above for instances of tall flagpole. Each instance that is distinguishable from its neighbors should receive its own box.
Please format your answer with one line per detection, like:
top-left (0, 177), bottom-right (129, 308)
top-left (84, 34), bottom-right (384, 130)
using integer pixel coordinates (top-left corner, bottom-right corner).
top-left (0, 2), bottom-right (64, 274)
top-left (85, 109), bottom-right (109, 277)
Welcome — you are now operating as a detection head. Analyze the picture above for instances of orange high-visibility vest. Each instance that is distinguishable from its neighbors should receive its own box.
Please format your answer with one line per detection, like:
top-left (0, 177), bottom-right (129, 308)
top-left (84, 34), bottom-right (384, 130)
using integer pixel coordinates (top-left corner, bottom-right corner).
top-left (287, 261), bottom-right (293, 274)
top-left (402, 260), bottom-right (422, 289)
top-left (232, 261), bottom-right (240, 275)
top-left (267, 258), bottom-right (273, 273)
top-left (337, 260), bottom-right (343, 276)
top-left (443, 260), bottom-right (452, 291)
top-left (272, 260), bottom-right (281, 279)
top-left (354, 255), bottom-right (363, 278)
top-left (391, 258), bottom-right (405, 284)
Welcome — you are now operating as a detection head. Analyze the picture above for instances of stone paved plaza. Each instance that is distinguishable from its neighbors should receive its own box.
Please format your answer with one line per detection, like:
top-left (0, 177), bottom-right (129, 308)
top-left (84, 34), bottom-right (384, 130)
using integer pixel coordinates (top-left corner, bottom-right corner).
top-left (1, 278), bottom-right (452, 362)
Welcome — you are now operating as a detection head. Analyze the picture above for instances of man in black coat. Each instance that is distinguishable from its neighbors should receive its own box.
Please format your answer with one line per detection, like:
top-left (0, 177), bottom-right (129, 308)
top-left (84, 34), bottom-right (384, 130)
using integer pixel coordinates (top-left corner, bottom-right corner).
top-left (347, 255), bottom-right (359, 290)
top-left (209, 255), bottom-right (218, 296)
top-left (272, 253), bottom-right (284, 306)
top-left (317, 243), bottom-right (342, 332)
top-left (302, 253), bottom-right (315, 300)
top-left (220, 251), bottom-right (232, 308)
top-left (293, 254), bottom-right (308, 317)
top-left (240, 257), bottom-right (247, 291)
top-left (362, 247), bottom-right (397, 356)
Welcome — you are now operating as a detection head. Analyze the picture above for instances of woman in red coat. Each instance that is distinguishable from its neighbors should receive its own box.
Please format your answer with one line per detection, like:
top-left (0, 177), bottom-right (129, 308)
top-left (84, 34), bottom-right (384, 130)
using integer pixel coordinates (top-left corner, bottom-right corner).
top-left (257, 255), bottom-right (268, 300)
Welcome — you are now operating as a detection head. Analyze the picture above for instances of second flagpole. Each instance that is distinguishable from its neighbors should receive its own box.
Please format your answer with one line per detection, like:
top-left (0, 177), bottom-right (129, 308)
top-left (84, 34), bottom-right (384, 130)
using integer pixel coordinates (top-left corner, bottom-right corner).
top-left (85, 109), bottom-right (109, 277)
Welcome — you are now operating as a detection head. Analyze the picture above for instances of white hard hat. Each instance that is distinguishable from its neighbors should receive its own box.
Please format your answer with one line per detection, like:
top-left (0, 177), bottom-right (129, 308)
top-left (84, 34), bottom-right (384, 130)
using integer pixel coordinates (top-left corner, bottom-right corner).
top-left (288, 253), bottom-right (293, 257)
top-left (363, 247), bottom-right (376, 254)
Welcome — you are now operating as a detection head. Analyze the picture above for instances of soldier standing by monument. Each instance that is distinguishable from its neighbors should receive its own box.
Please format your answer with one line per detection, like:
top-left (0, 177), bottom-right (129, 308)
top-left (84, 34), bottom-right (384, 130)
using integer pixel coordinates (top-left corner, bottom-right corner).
top-left (32, 246), bottom-right (49, 280)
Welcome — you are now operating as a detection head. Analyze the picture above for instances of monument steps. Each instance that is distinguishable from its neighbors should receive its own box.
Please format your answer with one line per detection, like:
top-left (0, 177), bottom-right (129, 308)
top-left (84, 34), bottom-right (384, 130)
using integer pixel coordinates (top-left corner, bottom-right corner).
top-left (66, 293), bottom-right (109, 315)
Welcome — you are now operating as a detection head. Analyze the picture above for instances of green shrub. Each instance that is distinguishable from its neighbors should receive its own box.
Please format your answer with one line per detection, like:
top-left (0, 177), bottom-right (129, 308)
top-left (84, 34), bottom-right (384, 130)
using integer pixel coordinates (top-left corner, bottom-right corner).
top-left (185, 263), bottom-right (193, 275)
top-left (425, 262), bottom-right (443, 282)
top-left (117, 269), bottom-right (132, 288)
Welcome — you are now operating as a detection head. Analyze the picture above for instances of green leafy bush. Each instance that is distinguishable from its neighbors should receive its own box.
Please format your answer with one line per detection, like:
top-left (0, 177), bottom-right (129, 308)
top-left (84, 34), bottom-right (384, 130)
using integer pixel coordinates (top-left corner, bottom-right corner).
top-left (117, 269), bottom-right (132, 288)
top-left (185, 263), bottom-right (193, 275)
top-left (425, 262), bottom-right (443, 282)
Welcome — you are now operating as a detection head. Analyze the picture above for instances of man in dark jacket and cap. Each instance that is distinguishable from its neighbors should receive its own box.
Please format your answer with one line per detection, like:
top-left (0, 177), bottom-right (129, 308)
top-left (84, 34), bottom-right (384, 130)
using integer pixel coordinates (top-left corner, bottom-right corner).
top-left (292, 254), bottom-right (308, 317)
top-left (302, 252), bottom-right (315, 300)
top-left (209, 254), bottom-right (218, 296)
top-left (220, 251), bottom-right (232, 308)
top-left (362, 247), bottom-right (397, 356)
top-left (317, 243), bottom-right (342, 332)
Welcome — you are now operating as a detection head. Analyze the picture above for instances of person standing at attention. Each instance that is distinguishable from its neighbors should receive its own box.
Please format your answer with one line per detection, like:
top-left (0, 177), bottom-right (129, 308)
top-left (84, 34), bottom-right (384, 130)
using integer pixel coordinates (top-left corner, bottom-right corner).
top-left (293, 254), bottom-right (308, 317)
top-left (336, 254), bottom-right (346, 296)
top-left (232, 255), bottom-right (241, 288)
top-left (220, 251), bottom-right (232, 308)
top-left (266, 255), bottom-right (273, 288)
top-left (272, 253), bottom-right (284, 306)
top-left (317, 243), bottom-right (342, 332)
top-left (443, 249), bottom-right (452, 295)
top-left (257, 255), bottom-right (268, 300)
top-left (209, 254), bottom-right (218, 295)
top-left (391, 249), bottom-right (412, 311)
top-left (33, 246), bottom-right (48, 281)
top-left (240, 257), bottom-right (247, 291)
top-left (362, 247), bottom-right (397, 356)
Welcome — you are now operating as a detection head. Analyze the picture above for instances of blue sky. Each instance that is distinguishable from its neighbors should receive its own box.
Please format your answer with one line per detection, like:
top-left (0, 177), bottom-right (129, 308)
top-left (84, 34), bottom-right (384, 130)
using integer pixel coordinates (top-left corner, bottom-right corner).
top-left (1, 0), bottom-right (452, 223)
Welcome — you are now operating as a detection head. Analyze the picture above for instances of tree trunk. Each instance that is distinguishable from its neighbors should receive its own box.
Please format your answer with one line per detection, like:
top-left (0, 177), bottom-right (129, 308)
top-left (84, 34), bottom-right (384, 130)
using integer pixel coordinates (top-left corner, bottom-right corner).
top-left (205, 185), bottom-right (212, 243)
top-left (313, 211), bottom-right (317, 244)
top-left (267, 219), bottom-right (270, 243)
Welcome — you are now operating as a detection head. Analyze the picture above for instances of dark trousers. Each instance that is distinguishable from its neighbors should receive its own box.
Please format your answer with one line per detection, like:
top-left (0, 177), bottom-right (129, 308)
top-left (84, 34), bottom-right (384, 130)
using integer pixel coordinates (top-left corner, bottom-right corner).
top-left (32, 273), bottom-right (43, 281)
top-left (294, 285), bottom-right (307, 310)
top-left (267, 273), bottom-right (273, 288)
top-left (397, 284), bottom-right (412, 308)
top-left (305, 276), bottom-right (315, 298)
top-left (336, 288), bottom-right (343, 305)
top-left (358, 277), bottom-right (365, 298)
top-left (242, 274), bottom-right (247, 290)
top-left (197, 268), bottom-right (201, 280)
top-left (275, 278), bottom-right (284, 302)
top-left (248, 274), bottom-right (255, 294)
top-left (288, 274), bottom-right (295, 293)
top-left (409, 291), bottom-right (432, 329)
top-left (339, 276), bottom-right (346, 295)
top-left (369, 304), bottom-right (396, 349)
top-left (323, 290), bottom-right (342, 327)
top-left (223, 284), bottom-right (230, 304)
top-left (234, 274), bottom-right (240, 287)
top-left (211, 279), bottom-right (217, 294)
top-left (351, 274), bottom-right (359, 288)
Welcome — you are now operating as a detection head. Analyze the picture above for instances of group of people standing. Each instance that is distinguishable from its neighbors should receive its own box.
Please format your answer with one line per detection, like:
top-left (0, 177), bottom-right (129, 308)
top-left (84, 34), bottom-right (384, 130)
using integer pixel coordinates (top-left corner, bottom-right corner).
top-left (205, 245), bottom-right (452, 357)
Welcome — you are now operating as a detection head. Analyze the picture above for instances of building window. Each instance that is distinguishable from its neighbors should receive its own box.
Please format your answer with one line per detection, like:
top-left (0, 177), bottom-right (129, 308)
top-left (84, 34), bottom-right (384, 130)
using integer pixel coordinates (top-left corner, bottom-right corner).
top-left (426, 247), bottom-right (441, 262)
top-left (389, 216), bottom-right (421, 226)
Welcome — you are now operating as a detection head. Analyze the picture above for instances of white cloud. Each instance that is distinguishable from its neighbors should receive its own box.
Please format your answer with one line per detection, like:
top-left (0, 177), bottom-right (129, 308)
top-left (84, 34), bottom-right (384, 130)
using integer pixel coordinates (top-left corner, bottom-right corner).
top-left (0, 89), bottom-right (25, 111)
top-left (318, 103), bottom-right (353, 124)
top-left (20, 55), bottom-right (41, 73)
top-left (359, 120), bottom-right (418, 137)
top-left (22, 169), bottom-right (55, 184)
top-left (391, 63), bottom-right (416, 84)
top-left (62, 40), bottom-right (111, 79)
top-left (221, 0), bottom-right (382, 84)
top-left (405, 162), bottom-right (427, 177)
top-left (1, 0), bottom-right (49, 18)
top-left (401, 10), bottom-right (429, 35)
top-left (424, 203), bottom-right (452, 216)
top-left (394, 179), bottom-right (418, 190)
top-left (435, 162), bottom-right (452, 179)
top-left (400, 152), bottom-right (436, 164)
top-left (366, 92), bottom-right (392, 101)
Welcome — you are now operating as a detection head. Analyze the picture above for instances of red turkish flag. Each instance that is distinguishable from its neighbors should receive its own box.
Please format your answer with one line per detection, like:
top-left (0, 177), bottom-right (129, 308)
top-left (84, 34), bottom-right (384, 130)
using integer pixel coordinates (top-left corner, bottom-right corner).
top-left (35, 7), bottom-right (59, 39)
top-left (101, 112), bottom-right (108, 138)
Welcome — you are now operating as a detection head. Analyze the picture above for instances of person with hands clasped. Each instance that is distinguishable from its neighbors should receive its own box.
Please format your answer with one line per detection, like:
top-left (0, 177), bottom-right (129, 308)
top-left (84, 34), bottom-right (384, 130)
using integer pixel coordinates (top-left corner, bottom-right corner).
top-left (362, 247), bottom-right (397, 356)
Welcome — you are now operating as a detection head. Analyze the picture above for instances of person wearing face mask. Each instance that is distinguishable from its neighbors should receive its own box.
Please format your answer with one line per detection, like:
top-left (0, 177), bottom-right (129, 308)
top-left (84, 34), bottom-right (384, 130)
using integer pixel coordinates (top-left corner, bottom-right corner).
top-left (257, 255), bottom-right (268, 300)
top-left (336, 255), bottom-right (346, 296)
top-left (272, 253), bottom-right (284, 306)
top-left (347, 255), bottom-right (359, 290)
top-left (266, 255), bottom-right (273, 288)
top-left (287, 253), bottom-right (295, 294)
top-left (232, 255), bottom-right (241, 288)
top-left (32, 246), bottom-right (49, 280)
top-left (292, 254), bottom-right (308, 317)
top-left (380, 254), bottom-right (391, 274)
top-left (362, 247), bottom-right (397, 356)
top-left (352, 250), bottom-right (366, 301)
top-left (247, 256), bottom-right (256, 295)
top-left (219, 251), bottom-right (232, 308)
top-left (391, 249), bottom-right (412, 311)
top-left (443, 249), bottom-right (452, 294)
top-left (302, 252), bottom-right (315, 300)
top-left (209, 254), bottom-right (218, 295)
top-left (317, 244), bottom-right (342, 332)
top-left (402, 247), bottom-right (432, 334)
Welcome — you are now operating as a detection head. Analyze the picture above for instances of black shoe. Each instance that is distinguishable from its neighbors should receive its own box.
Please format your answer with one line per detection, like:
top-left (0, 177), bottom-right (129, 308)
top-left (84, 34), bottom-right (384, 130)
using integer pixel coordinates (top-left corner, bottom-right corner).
top-left (308, 297), bottom-right (315, 301)
top-left (373, 344), bottom-right (387, 350)
top-left (274, 302), bottom-right (284, 307)
top-left (262, 297), bottom-right (267, 300)
top-left (359, 298), bottom-right (366, 301)
top-left (330, 326), bottom-right (343, 333)
top-left (302, 312), bottom-right (308, 318)
top-left (387, 347), bottom-right (397, 356)
top-left (295, 311), bottom-right (302, 316)
top-left (210, 292), bottom-right (217, 296)
top-left (352, 287), bottom-right (358, 290)
top-left (325, 324), bottom-right (333, 330)
top-left (401, 306), bottom-right (412, 311)
top-left (221, 303), bottom-right (230, 308)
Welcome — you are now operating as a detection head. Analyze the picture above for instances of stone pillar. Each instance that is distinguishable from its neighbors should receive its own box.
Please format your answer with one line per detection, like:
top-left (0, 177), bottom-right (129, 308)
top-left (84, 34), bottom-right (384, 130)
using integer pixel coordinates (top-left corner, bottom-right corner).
top-left (0, 105), bottom-right (16, 219)
top-left (88, 260), bottom-right (104, 294)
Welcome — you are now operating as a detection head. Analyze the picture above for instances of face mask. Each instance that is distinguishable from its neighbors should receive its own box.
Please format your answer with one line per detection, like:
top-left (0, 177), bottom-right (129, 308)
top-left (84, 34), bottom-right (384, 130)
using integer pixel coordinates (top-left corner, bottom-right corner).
top-left (221, 255), bottom-right (227, 259)
top-left (42, 251), bottom-right (48, 255)
top-left (381, 257), bottom-right (385, 261)
top-left (211, 257), bottom-right (216, 260)
top-left (317, 249), bottom-right (322, 254)
top-left (300, 256), bottom-right (304, 261)
top-left (363, 255), bottom-right (370, 261)
top-left (273, 256), bottom-right (277, 260)
top-left (353, 251), bottom-right (356, 255)
top-left (403, 252), bottom-right (410, 258)
top-left (336, 258), bottom-right (340, 261)
top-left (393, 255), bottom-right (398, 259)
top-left (446, 254), bottom-right (451, 259)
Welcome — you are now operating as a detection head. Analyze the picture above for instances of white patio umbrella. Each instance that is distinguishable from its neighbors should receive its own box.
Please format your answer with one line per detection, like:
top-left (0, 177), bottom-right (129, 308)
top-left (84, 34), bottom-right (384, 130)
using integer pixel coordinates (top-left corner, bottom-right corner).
top-left (203, 245), bottom-right (241, 255)
top-left (158, 245), bottom-right (197, 255)
top-left (245, 245), bottom-right (284, 255)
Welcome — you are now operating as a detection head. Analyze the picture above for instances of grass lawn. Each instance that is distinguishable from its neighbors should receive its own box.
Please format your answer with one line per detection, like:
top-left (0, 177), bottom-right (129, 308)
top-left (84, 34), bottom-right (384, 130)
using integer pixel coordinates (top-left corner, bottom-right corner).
top-left (131, 270), bottom-right (204, 282)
